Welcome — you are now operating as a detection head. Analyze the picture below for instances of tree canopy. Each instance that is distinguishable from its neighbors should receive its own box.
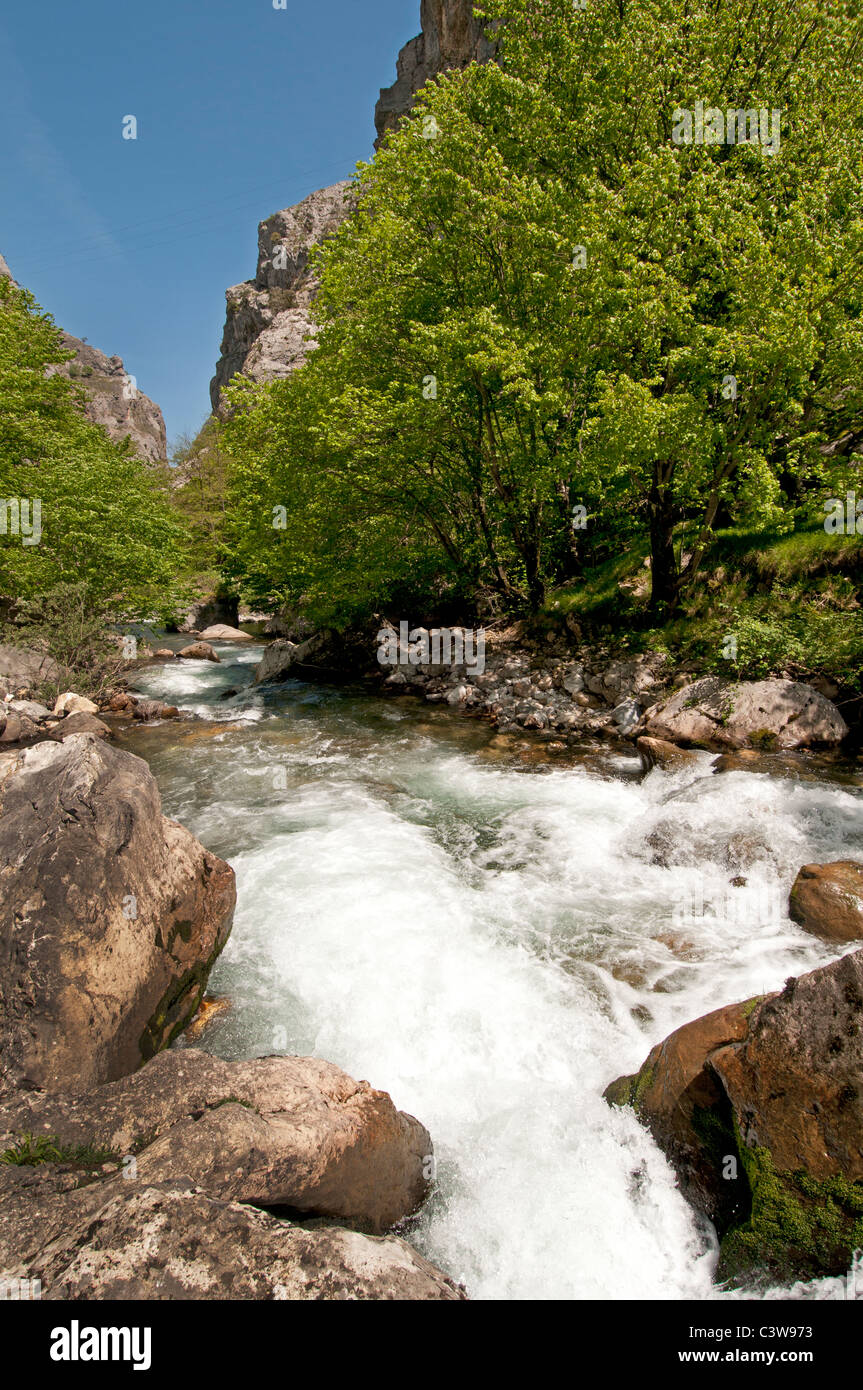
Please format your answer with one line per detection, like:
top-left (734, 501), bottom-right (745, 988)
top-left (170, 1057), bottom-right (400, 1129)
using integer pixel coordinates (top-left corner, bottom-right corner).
top-left (222, 0), bottom-right (863, 621)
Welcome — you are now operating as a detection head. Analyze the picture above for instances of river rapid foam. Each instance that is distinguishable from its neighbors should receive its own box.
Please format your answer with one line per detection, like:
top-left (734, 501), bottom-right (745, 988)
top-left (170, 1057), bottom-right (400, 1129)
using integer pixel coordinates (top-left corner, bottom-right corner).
top-left (123, 643), bottom-right (863, 1300)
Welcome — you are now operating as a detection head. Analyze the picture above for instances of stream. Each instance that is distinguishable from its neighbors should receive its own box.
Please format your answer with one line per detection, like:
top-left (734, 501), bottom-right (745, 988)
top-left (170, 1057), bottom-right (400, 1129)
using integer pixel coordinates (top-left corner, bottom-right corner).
top-left (118, 638), bottom-right (863, 1301)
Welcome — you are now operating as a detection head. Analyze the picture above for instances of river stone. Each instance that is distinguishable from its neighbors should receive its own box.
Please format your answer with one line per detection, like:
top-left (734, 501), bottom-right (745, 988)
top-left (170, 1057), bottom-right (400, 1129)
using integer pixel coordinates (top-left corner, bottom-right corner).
top-left (641, 677), bottom-right (848, 751)
top-left (0, 734), bottom-right (236, 1095)
top-left (53, 691), bottom-right (99, 716)
top-left (636, 736), bottom-right (699, 769)
top-left (0, 1049), bottom-right (433, 1235)
top-left (198, 624), bottom-right (254, 643)
top-left (608, 949), bottom-right (863, 1280)
top-left (50, 711), bottom-right (111, 740)
top-left (254, 631), bottom-right (332, 684)
top-left (789, 861), bottom-right (863, 943)
top-left (8, 699), bottom-right (50, 721)
top-left (604, 999), bottom-right (757, 1232)
top-left (178, 641), bottom-right (220, 662)
top-left (7, 1180), bottom-right (464, 1301)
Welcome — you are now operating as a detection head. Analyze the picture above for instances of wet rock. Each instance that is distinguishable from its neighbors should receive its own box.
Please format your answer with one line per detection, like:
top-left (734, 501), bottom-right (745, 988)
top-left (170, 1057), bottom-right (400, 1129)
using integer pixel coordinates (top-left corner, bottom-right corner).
top-left (642, 677), bottom-right (847, 751)
top-left (0, 734), bottom-right (235, 1095)
top-left (0, 1048), bottom-right (432, 1235)
top-left (11, 1181), bottom-right (464, 1301)
top-left (198, 624), bottom-right (254, 643)
top-left (789, 861), bottom-right (863, 943)
top-left (636, 736), bottom-right (699, 769)
top-left (605, 1000), bottom-right (755, 1231)
top-left (607, 950), bottom-right (863, 1281)
top-left (132, 699), bottom-right (180, 722)
top-left (178, 641), bottom-right (220, 663)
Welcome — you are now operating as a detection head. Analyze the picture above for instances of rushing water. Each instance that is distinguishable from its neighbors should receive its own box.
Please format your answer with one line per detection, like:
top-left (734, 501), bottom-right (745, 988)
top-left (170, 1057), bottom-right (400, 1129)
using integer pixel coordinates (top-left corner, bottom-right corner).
top-left (120, 639), bottom-right (863, 1301)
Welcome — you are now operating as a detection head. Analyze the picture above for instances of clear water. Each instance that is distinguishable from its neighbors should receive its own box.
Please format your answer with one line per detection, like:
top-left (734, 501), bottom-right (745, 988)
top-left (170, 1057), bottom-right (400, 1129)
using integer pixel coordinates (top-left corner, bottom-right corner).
top-left (120, 642), bottom-right (863, 1301)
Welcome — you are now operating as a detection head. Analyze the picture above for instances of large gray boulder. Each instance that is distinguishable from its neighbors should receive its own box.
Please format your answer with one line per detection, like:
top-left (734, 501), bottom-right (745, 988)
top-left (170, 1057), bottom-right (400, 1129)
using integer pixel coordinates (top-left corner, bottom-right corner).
top-left (0, 735), bottom-right (235, 1095)
top-left (0, 1178), bottom-right (464, 1301)
top-left (641, 677), bottom-right (848, 750)
top-left (0, 1049), bottom-right (433, 1235)
top-left (0, 643), bottom-right (64, 692)
top-left (254, 631), bottom-right (334, 685)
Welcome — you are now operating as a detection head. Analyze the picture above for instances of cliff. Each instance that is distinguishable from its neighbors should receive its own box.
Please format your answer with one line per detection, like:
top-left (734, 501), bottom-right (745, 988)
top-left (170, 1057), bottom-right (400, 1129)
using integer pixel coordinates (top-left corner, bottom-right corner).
top-left (374, 0), bottom-right (496, 144)
top-left (0, 254), bottom-right (167, 463)
top-left (210, 3), bottom-right (495, 410)
top-left (209, 181), bottom-right (352, 413)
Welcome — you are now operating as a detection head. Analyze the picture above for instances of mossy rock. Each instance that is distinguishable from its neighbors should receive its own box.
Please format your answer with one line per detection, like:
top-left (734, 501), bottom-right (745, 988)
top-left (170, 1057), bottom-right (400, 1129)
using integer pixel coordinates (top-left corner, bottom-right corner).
top-left (718, 1133), bottom-right (863, 1283)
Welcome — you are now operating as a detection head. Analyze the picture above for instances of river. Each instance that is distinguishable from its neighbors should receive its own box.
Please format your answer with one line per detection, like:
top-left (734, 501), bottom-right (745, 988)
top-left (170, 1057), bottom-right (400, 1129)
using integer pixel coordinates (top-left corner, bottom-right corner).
top-left (118, 638), bottom-right (863, 1301)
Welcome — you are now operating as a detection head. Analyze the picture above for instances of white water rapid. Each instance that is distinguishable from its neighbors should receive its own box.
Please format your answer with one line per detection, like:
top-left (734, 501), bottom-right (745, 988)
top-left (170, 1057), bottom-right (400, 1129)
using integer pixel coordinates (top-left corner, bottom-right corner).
top-left (124, 641), bottom-right (863, 1301)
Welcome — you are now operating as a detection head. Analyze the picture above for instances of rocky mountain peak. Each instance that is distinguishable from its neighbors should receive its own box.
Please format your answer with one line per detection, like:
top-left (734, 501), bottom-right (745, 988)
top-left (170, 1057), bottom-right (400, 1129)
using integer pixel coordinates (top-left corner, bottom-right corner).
top-left (1, 253), bottom-right (167, 463)
top-left (374, 0), bottom-right (496, 144)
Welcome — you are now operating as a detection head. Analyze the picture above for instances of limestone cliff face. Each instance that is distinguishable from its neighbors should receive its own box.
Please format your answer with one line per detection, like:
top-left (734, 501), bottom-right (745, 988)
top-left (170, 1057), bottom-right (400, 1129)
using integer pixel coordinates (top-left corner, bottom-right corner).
top-left (0, 254), bottom-right (167, 463)
top-left (374, 0), bottom-right (496, 144)
top-left (209, 181), bottom-right (352, 413)
top-left (47, 333), bottom-right (167, 463)
top-left (210, 4), bottom-right (495, 409)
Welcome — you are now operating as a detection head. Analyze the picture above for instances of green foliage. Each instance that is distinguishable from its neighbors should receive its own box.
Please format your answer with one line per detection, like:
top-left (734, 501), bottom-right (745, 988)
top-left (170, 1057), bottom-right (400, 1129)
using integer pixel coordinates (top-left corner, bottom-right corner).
top-left (0, 276), bottom-right (188, 618)
top-left (222, 0), bottom-right (863, 627)
top-left (4, 583), bottom-right (128, 703)
top-left (0, 1131), bottom-right (121, 1169)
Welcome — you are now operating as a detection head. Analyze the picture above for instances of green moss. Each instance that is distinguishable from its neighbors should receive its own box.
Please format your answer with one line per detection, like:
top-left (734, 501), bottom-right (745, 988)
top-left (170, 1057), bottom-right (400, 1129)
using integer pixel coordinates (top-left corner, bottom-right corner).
top-left (632, 1063), bottom-right (655, 1110)
top-left (740, 995), bottom-right (764, 1019)
top-left (604, 1073), bottom-right (638, 1108)
top-left (748, 729), bottom-right (778, 751)
top-left (718, 1124), bottom-right (863, 1283)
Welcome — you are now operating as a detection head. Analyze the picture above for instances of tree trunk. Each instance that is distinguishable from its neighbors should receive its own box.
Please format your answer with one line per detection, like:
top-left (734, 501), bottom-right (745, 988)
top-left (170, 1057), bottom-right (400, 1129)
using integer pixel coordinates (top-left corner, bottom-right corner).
top-left (648, 476), bottom-right (678, 615)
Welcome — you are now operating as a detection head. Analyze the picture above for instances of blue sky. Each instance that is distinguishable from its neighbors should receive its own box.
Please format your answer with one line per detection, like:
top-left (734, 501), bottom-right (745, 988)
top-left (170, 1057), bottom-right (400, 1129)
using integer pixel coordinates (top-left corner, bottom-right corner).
top-left (0, 0), bottom-right (419, 448)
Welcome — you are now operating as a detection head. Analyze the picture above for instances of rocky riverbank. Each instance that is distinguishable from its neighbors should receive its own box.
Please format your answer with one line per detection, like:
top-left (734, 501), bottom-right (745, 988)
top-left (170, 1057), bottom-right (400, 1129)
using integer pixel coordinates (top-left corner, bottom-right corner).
top-left (0, 726), bottom-right (461, 1299)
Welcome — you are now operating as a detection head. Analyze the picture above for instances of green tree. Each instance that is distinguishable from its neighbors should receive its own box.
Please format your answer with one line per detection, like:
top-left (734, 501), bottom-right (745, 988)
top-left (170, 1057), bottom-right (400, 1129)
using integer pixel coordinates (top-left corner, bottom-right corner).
top-left (0, 276), bottom-right (188, 618)
top-left (224, 0), bottom-right (863, 619)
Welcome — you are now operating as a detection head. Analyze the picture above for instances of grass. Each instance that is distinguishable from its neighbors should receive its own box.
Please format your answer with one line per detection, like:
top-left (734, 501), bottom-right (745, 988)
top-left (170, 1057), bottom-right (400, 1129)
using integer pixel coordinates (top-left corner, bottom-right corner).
top-left (0, 1131), bottom-right (122, 1169)
top-left (543, 522), bottom-right (863, 692)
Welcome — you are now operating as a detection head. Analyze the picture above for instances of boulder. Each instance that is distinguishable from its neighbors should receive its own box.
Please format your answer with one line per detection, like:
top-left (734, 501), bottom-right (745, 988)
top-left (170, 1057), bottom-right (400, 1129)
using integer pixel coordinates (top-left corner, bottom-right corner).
top-left (254, 631), bottom-right (334, 685)
top-left (641, 677), bottom-right (847, 751)
top-left (132, 699), bottom-right (180, 722)
top-left (178, 642), bottom-right (220, 663)
top-left (604, 1000), bottom-right (756, 1232)
top-left (198, 624), bottom-right (254, 643)
top-left (0, 1180), bottom-right (463, 1301)
top-left (8, 699), bottom-right (50, 722)
top-left (636, 736), bottom-right (699, 769)
top-left (0, 734), bottom-right (235, 1095)
top-left (789, 861), bottom-right (863, 943)
top-left (0, 644), bottom-right (63, 691)
top-left (51, 712), bottom-right (111, 740)
top-left (0, 1048), bottom-right (432, 1235)
top-left (607, 950), bottom-right (863, 1281)
top-left (53, 691), bottom-right (99, 717)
